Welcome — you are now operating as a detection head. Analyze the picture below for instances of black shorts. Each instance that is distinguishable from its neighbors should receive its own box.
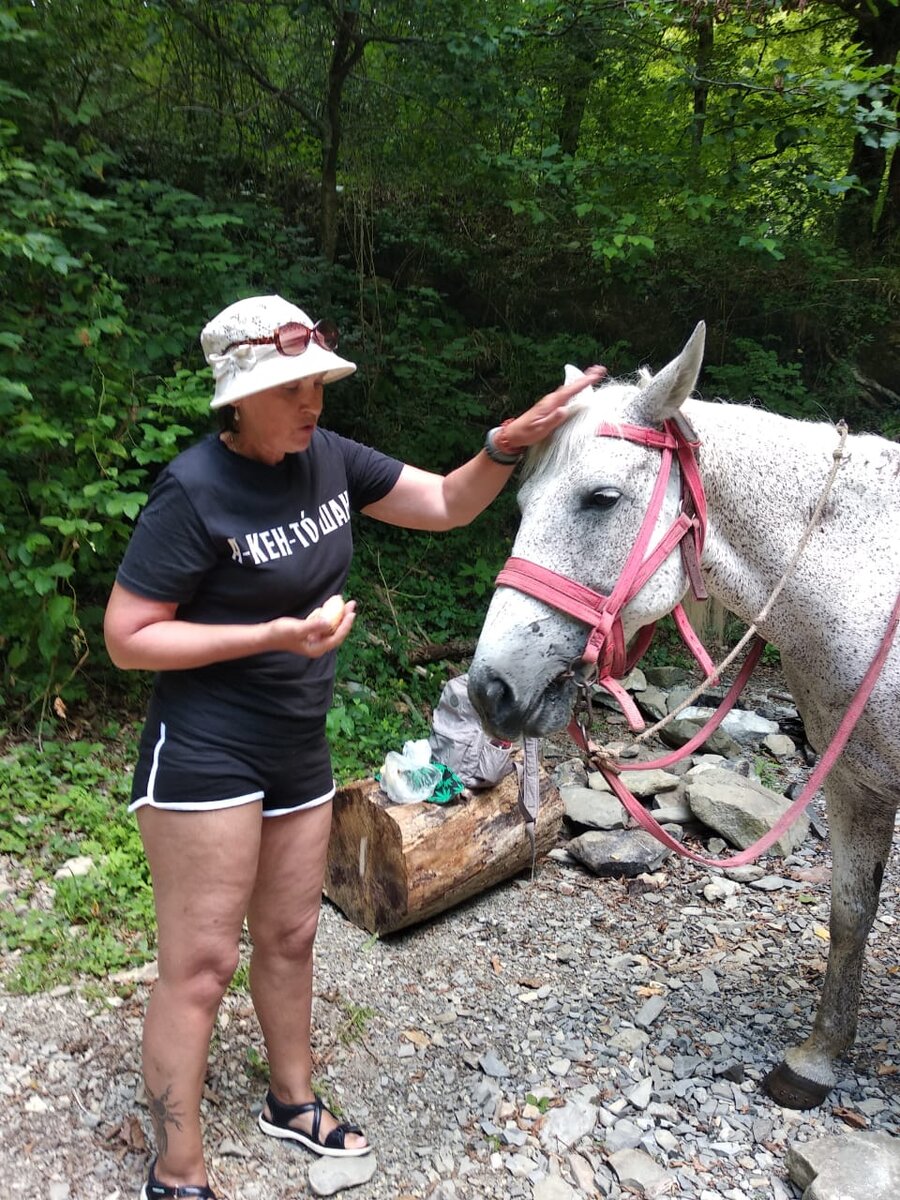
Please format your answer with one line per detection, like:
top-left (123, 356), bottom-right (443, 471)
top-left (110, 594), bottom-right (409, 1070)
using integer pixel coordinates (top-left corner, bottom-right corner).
top-left (129, 697), bottom-right (334, 818)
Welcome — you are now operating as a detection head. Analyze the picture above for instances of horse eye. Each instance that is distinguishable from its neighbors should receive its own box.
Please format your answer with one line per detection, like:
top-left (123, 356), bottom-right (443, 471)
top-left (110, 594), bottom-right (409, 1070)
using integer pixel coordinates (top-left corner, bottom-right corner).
top-left (585, 488), bottom-right (621, 511)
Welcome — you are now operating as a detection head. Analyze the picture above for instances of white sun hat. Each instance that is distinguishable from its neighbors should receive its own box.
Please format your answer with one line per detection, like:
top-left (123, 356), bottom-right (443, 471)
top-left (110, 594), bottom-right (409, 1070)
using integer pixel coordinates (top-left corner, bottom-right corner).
top-left (200, 294), bottom-right (357, 409)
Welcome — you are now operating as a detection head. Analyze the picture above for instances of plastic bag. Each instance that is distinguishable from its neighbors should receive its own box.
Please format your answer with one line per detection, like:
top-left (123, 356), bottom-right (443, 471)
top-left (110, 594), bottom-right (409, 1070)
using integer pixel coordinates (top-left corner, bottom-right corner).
top-left (379, 741), bottom-right (443, 805)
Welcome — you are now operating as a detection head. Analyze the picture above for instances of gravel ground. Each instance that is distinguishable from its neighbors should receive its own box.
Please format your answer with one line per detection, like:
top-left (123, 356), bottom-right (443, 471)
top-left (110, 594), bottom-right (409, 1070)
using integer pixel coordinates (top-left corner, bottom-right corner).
top-left (3, 672), bottom-right (900, 1200)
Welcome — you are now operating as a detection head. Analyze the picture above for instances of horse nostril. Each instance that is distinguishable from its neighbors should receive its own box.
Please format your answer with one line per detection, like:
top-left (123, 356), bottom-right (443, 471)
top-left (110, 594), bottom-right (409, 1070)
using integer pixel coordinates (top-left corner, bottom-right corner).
top-left (483, 672), bottom-right (513, 716)
top-left (468, 666), bottom-right (516, 729)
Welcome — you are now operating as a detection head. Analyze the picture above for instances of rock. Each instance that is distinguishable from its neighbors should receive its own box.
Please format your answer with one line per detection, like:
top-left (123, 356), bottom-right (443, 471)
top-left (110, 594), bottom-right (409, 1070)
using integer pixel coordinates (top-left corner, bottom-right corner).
top-left (607, 1147), bottom-right (673, 1192)
top-left (478, 1050), bottom-right (511, 1077)
top-left (686, 768), bottom-right (810, 856)
top-left (308, 1153), bottom-right (377, 1196)
top-left (636, 684), bottom-right (668, 721)
top-left (615, 768), bottom-right (680, 798)
top-left (658, 718), bottom-right (742, 757)
top-left (651, 791), bottom-right (693, 824)
top-left (567, 1152), bottom-right (596, 1194)
top-left (604, 1119), bottom-right (644, 1153)
top-left (566, 830), bottom-right (672, 878)
top-left (53, 856), bottom-right (94, 879)
top-left (560, 786), bottom-right (625, 831)
top-left (533, 1174), bottom-right (579, 1200)
top-left (680, 705), bottom-right (779, 741)
top-left (621, 667), bottom-right (647, 693)
top-left (554, 759), bottom-right (589, 788)
top-left (763, 733), bottom-right (796, 758)
top-left (749, 874), bottom-right (792, 891)
top-left (703, 876), bottom-right (741, 903)
top-left (216, 1136), bottom-right (252, 1157)
top-left (610, 1026), bottom-right (650, 1051)
top-left (587, 770), bottom-right (613, 792)
top-left (540, 1096), bottom-right (597, 1149)
top-left (786, 1131), bottom-right (900, 1199)
top-left (625, 1078), bottom-right (653, 1110)
top-left (723, 864), bottom-right (766, 883)
top-left (635, 994), bottom-right (667, 1029)
top-left (643, 666), bottom-right (694, 688)
top-left (110, 960), bottom-right (159, 985)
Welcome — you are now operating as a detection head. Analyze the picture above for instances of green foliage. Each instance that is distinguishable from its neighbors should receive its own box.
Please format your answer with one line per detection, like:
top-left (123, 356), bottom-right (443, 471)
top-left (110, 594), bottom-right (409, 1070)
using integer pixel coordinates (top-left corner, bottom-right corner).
top-left (337, 999), bottom-right (375, 1046)
top-left (525, 1092), bottom-right (552, 1114)
top-left (244, 1046), bottom-right (270, 1083)
top-left (0, 733), bottom-right (154, 992)
top-left (704, 338), bottom-right (813, 417)
top-left (753, 756), bottom-right (780, 791)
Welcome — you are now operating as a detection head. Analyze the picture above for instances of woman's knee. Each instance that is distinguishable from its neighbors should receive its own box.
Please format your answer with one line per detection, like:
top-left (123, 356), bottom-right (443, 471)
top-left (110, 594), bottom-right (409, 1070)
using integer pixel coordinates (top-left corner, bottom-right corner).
top-left (250, 911), bottom-right (319, 964)
top-left (159, 943), bottom-right (243, 1008)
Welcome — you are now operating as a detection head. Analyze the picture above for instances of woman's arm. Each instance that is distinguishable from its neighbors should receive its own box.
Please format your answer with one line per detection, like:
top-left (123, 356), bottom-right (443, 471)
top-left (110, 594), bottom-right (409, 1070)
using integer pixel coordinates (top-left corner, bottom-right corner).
top-left (362, 365), bottom-right (605, 531)
top-left (103, 582), bottom-right (355, 672)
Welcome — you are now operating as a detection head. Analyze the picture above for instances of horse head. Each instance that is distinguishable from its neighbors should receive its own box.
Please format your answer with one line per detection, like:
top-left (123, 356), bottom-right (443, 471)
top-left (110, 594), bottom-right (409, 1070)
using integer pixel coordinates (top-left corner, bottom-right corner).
top-left (469, 322), bottom-right (707, 739)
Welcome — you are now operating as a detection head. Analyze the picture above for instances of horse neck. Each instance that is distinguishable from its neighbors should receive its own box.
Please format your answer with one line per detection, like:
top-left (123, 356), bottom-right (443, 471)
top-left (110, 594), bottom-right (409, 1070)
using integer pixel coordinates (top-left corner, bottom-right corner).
top-left (684, 398), bottom-right (845, 633)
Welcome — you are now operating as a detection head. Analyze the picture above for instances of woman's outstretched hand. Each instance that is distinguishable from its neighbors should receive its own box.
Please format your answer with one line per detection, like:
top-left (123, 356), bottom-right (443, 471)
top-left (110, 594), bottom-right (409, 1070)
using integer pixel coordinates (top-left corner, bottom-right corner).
top-left (502, 364), bottom-right (607, 449)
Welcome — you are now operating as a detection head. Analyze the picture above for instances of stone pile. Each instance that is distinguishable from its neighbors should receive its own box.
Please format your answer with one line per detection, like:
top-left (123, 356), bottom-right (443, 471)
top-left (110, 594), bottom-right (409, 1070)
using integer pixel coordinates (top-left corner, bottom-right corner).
top-left (553, 663), bottom-right (815, 879)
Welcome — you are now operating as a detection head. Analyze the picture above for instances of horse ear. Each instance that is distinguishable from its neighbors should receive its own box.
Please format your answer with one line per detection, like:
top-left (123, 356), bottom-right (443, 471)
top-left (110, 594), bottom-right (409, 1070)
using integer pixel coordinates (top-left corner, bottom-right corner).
top-left (563, 363), bottom-right (589, 388)
top-left (637, 321), bottom-right (706, 420)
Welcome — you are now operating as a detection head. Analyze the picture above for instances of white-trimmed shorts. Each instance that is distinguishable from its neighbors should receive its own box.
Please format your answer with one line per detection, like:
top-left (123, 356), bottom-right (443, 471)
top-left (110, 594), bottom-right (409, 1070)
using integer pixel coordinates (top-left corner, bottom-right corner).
top-left (129, 698), bottom-right (334, 817)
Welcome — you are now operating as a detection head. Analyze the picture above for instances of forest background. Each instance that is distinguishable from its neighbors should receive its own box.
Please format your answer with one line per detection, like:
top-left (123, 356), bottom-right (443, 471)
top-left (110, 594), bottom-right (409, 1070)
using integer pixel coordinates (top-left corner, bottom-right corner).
top-left (0, 0), bottom-right (898, 989)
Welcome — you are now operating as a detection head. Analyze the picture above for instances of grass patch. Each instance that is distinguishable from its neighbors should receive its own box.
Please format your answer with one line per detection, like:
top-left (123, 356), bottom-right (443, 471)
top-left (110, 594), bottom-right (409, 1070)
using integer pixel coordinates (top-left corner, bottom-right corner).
top-left (0, 729), bottom-right (155, 993)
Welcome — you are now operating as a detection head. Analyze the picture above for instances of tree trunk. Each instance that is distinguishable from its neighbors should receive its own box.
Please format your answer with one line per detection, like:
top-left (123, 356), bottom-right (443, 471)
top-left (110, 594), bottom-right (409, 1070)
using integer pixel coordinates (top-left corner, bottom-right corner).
top-left (691, 11), bottom-right (713, 156)
top-left (557, 37), bottom-right (597, 158)
top-left (319, 7), bottom-right (364, 264)
top-left (875, 112), bottom-right (900, 254)
top-left (835, 0), bottom-right (900, 253)
top-left (324, 769), bottom-right (564, 935)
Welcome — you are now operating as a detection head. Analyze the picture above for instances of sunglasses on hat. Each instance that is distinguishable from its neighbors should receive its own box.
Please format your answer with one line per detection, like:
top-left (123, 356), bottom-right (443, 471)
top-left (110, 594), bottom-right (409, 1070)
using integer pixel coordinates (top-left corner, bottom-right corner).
top-left (225, 318), bottom-right (339, 357)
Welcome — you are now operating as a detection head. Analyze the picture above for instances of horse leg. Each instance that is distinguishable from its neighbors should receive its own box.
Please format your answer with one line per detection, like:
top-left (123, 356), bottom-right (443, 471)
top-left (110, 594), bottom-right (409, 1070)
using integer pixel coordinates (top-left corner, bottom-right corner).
top-left (765, 781), bottom-right (895, 1108)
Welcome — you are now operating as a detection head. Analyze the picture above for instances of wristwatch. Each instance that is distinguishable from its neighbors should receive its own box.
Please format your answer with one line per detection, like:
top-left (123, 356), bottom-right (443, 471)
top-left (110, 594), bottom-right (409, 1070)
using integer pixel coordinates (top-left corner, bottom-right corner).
top-left (485, 421), bottom-right (525, 465)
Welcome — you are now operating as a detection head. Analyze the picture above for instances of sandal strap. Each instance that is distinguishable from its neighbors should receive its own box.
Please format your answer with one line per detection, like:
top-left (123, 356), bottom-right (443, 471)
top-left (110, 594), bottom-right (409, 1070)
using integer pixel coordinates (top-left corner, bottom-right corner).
top-left (265, 1088), bottom-right (320, 1127)
top-left (264, 1089), bottom-right (362, 1150)
top-left (323, 1120), bottom-right (364, 1150)
top-left (147, 1160), bottom-right (217, 1199)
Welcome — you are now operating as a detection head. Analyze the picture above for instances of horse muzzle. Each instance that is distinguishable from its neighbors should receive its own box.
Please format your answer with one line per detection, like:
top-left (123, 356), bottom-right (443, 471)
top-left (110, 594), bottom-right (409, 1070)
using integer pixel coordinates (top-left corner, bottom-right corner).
top-left (466, 661), bottom-right (578, 740)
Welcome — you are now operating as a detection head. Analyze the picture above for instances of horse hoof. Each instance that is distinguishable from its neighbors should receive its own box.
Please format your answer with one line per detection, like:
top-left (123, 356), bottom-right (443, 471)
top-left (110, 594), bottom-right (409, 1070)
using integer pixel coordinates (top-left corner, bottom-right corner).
top-left (764, 1062), bottom-right (832, 1109)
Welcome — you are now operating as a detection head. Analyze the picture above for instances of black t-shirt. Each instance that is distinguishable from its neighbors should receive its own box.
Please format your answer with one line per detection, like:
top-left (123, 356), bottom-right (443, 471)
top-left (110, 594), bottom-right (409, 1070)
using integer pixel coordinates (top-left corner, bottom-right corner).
top-left (117, 431), bottom-right (404, 732)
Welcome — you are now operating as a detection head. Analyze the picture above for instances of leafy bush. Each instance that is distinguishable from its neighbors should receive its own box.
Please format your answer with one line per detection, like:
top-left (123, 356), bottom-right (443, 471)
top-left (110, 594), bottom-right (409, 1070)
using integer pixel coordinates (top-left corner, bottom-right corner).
top-left (0, 733), bottom-right (153, 992)
top-left (703, 338), bottom-right (814, 418)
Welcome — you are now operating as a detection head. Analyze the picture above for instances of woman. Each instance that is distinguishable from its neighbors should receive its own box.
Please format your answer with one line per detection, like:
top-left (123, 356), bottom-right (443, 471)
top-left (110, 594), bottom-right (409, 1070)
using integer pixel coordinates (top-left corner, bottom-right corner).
top-left (104, 293), bottom-right (603, 1200)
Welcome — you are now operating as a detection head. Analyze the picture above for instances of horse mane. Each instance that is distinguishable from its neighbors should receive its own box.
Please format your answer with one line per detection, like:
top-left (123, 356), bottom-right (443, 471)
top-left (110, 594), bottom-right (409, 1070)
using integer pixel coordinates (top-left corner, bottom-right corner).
top-left (522, 378), bottom-right (643, 483)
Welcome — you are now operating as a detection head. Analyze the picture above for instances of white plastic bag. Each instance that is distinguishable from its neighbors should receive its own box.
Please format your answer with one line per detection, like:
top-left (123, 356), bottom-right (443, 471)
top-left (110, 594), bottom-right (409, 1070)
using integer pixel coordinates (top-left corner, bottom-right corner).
top-left (379, 742), bottom-right (442, 805)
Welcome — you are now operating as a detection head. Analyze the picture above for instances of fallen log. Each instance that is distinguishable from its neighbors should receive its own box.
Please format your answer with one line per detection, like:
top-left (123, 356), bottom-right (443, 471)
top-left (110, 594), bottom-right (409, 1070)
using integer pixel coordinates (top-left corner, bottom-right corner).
top-left (324, 768), bottom-right (563, 935)
top-left (407, 638), bottom-right (477, 666)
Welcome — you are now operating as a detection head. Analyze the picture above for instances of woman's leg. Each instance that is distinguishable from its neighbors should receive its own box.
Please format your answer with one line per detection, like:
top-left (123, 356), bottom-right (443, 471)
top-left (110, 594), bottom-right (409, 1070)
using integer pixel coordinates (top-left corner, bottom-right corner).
top-left (139, 803), bottom-right (263, 1186)
top-left (247, 800), bottom-right (367, 1150)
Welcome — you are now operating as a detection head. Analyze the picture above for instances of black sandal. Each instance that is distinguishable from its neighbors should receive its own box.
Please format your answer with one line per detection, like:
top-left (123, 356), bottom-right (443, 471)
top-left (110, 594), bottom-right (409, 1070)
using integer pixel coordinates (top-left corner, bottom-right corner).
top-left (257, 1088), bottom-right (369, 1158)
top-left (140, 1158), bottom-right (217, 1199)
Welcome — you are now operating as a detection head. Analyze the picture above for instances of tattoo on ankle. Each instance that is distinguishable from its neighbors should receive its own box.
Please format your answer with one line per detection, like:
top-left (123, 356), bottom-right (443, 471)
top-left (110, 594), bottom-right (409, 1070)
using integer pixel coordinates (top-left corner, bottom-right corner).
top-left (146, 1083), bottom-right (185, 1156)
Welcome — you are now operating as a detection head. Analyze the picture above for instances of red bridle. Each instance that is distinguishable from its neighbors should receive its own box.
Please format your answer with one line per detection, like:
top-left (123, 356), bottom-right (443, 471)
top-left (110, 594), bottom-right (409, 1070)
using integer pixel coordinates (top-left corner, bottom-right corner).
top-left (495, 414), bottom-right (715, 731)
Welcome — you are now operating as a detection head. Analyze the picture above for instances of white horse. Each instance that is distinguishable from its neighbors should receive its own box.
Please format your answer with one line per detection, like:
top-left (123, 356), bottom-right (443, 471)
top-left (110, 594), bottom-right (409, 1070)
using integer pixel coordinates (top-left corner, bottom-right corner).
top-left (468, 323), bottom-right (900, 1109)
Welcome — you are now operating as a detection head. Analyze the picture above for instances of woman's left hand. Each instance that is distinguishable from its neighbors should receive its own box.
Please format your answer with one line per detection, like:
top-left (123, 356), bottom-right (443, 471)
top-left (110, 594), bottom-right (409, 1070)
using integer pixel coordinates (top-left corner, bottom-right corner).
top-left (502, 364), bottom-right (607, 450)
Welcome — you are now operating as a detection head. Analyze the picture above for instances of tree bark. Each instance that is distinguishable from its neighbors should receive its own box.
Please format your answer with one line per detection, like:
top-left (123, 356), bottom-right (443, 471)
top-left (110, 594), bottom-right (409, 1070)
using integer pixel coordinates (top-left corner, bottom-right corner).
top-left (557, 36), bottom-right (597, 157)
top-left (834, 0), bottom-right (900, 253)
top-left (407, 639), bottom-right (477, 666)
top-left (320, 7), bottom-right (365, 264)
top-left (691, 10), bottom-right (713, 156)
